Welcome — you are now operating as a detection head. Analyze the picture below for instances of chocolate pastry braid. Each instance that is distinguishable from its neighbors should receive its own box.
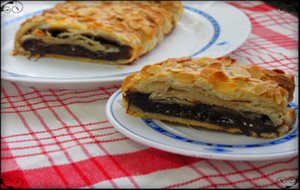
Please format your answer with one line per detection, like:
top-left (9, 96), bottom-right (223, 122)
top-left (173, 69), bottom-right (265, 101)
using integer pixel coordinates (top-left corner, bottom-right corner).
top-left (14, 1), bottom-right (183, 65)
top-left (122, 57), bottom-right (296, 138)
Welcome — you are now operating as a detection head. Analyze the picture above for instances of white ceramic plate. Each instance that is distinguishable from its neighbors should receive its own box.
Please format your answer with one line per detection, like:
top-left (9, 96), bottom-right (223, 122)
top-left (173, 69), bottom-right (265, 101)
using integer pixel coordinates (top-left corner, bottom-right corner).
top-left (1, 1), bottom-right (251, 89)
top-left (106, 87), bottom-right (298, 161)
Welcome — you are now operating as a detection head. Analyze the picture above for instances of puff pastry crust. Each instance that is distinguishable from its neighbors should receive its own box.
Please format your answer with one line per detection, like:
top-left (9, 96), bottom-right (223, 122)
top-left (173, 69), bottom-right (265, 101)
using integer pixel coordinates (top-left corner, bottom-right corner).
top-left (122, 57), bottom-right (296, 138)
top-left (14, 1), bottom-right (183, 65)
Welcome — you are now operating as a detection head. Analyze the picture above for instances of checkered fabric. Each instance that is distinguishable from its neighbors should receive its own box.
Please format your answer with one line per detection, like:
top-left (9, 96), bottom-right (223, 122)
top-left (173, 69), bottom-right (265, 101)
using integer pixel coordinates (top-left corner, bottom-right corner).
top-left (1, 1), bottom-right (298, 189)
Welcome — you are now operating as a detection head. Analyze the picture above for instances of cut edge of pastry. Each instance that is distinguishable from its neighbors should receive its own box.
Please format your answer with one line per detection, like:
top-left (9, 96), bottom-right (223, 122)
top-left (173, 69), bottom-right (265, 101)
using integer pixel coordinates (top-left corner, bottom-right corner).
top-left (13, 25), bottom-right (141, 65)
top-left (123, 98), bottom-right (296, 139)
top-left (13, 51), bottom-right (136, 65)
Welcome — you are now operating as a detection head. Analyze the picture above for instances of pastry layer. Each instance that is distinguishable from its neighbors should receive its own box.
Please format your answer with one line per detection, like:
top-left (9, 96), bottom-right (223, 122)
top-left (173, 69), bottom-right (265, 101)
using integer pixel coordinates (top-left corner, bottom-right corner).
top-left (125, 91), bottom-right (278, 137)
top-left (14, 1), bottom-right (183, 65)
top-left (22, 39), bottom-right (131, 61)
top-left (125, 99), bottom-right (288, 139)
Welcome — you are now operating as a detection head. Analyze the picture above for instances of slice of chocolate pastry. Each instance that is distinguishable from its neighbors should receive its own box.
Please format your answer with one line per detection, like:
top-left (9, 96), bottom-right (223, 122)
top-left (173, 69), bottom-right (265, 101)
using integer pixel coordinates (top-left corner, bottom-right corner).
top-left (14, 1), bottom-right (183, 65)
top-left (122, 57), bottom-right (296, 138)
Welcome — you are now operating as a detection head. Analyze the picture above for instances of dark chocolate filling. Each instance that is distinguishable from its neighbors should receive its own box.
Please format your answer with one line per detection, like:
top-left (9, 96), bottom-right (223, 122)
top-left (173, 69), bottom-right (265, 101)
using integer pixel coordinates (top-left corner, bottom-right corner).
top-left (124, 92), bottom-right (277, 136)
top-left (22, 30), bottom-right (132, 60)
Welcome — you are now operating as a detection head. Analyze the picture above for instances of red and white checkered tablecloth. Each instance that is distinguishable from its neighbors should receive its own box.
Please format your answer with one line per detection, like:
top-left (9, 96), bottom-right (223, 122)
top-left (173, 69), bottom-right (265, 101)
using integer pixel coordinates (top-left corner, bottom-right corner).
top-left (1, 1), bottom-right (298, 189)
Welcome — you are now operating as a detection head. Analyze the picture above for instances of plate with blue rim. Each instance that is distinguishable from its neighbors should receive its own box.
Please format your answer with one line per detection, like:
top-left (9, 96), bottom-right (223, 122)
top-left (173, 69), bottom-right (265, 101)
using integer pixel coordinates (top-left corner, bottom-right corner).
top-left (106, 86), bottom-right (298, 161)
top-left (1, 1), bottom-right (251, 89)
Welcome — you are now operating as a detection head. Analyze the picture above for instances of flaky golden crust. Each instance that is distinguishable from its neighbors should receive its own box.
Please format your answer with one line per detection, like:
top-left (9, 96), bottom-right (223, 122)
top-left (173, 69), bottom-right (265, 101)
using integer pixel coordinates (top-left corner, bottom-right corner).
top-left (122, 57), bottom-right (296, 138)
top-left (14, 1), bottom-right (183, 65)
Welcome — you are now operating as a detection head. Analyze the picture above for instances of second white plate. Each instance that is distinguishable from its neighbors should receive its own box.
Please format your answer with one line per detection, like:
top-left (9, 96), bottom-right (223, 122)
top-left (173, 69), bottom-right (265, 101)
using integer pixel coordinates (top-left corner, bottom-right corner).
top-left (1, 1), bottom-right (251, 89)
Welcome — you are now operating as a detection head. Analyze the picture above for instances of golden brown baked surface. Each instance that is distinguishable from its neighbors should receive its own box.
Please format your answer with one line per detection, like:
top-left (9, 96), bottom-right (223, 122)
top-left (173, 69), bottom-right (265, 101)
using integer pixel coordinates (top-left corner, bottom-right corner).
top-left (14, 1), bottom-right (183, 65)
top-left (122, 57), bottom-right (296, 138)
